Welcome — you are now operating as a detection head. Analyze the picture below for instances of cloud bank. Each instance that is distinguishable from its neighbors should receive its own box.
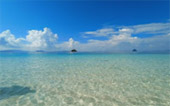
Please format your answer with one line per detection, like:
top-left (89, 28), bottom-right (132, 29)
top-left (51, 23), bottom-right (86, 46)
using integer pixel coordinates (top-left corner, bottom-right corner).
top-left (0, 22), bottom-right (170, 53)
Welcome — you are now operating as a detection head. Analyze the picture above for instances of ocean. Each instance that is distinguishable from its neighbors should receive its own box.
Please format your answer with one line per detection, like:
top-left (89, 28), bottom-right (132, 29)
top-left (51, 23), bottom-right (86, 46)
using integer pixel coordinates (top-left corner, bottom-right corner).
top-left (0, 52), bottom-right (170, 106)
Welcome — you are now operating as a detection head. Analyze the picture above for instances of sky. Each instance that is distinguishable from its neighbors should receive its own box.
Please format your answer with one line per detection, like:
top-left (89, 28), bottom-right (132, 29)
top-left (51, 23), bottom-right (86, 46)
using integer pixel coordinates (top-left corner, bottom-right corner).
top-left (0, 0), bottom-right (170, 52)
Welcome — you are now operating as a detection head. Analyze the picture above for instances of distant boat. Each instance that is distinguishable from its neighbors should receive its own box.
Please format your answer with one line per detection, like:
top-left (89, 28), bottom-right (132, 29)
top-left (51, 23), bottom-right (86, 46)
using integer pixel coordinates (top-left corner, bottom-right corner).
top-left (71, 49), bottom-right (77, 53)
top-left (132, 49), bottom-right (137, 52)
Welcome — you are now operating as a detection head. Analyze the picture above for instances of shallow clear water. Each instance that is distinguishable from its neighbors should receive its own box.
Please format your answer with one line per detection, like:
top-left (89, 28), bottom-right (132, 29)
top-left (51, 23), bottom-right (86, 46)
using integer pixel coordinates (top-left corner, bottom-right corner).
top-left (0, 53), bottom-right (170, 106)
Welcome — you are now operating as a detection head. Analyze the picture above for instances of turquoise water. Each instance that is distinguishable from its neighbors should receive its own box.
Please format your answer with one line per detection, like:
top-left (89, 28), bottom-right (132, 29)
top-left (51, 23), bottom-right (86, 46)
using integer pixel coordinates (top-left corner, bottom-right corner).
top-left (0, 53), bottom-right (170, 106)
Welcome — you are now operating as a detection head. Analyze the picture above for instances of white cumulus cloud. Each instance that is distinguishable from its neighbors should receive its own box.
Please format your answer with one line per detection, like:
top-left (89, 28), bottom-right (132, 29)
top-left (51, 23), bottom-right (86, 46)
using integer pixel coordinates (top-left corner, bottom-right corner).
top-left (25, 27), bottom-right (58, 50)
top-left (0, 28), bottom-right (58, 51)
top-left (56, 38), bottom-right (79, 51)
top-left (0, 30), bottom-right (24, 50)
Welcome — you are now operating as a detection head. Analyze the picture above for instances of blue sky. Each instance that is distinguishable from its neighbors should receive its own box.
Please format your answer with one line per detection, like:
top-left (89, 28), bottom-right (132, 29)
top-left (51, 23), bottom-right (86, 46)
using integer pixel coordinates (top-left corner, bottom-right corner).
top-left (0, 0), bottom-right (170, 52)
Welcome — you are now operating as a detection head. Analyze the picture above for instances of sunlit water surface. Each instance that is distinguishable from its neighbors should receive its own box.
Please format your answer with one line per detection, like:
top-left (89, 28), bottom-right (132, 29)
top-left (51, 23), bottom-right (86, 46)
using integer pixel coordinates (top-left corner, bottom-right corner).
top-left (0, 53), bottom-right (170, 106)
